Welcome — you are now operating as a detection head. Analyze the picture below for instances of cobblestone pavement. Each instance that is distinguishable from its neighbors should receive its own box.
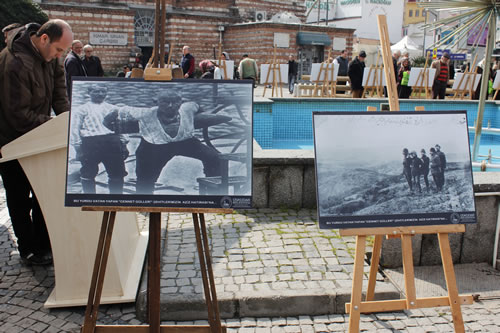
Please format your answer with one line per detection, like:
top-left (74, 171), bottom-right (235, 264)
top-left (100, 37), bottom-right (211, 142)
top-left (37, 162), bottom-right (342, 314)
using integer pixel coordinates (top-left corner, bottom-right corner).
top-left (2, 189), bottom-right (500, 331)
top-left (161, 210), bottom-right (375, 297)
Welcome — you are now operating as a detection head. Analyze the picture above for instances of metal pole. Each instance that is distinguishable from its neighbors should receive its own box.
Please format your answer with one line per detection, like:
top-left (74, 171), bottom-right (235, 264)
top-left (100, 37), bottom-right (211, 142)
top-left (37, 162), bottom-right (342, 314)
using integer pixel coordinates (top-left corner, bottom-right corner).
top-left (422, 9), bottom-right (427, 57)
top-left (325, 0), bottom-right (328, 26)
top-left (317, 0), bottom-right (321, 25)
top-left (472, 12), bottom-right (496, 161)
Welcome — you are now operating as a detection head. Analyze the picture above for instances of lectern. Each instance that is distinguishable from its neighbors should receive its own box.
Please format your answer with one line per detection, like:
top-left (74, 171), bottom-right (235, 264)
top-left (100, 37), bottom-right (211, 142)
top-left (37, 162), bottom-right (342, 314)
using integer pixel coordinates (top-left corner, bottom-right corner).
top-left (0, 112), bottom-right (148, 308)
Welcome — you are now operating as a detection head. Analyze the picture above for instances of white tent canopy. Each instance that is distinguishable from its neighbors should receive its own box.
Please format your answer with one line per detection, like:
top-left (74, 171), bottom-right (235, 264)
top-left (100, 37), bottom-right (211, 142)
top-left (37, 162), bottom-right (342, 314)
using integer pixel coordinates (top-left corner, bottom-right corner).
top-left (391, 36), bottom-right (422, 58)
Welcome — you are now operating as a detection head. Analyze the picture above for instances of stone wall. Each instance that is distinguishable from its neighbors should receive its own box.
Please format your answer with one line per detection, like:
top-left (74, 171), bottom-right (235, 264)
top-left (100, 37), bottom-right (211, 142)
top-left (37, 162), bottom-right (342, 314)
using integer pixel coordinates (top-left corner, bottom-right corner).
top-left (39, 0), bottom-right (351, 72)
top-left (42, 4), bottom-right (135, 73)
top-left (225, 23), bottom-right (354, 66)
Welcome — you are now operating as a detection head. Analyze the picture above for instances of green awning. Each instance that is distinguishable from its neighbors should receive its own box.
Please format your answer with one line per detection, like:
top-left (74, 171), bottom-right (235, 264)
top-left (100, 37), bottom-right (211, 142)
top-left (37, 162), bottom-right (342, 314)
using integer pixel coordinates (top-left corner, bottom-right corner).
top-left (296, 32), bottom-right (331, 46)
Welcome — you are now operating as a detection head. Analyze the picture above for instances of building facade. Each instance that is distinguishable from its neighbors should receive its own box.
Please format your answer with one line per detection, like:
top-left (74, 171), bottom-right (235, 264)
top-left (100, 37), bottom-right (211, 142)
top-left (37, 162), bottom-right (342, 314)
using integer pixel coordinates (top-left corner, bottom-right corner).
top-left (37, 0), bottom-right (354, 76)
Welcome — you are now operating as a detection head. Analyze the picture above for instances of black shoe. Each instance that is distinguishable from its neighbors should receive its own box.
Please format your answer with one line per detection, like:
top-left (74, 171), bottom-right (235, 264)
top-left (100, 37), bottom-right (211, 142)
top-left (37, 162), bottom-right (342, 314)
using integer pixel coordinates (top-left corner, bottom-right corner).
top-left (21, 252), bottom-right (53, 266)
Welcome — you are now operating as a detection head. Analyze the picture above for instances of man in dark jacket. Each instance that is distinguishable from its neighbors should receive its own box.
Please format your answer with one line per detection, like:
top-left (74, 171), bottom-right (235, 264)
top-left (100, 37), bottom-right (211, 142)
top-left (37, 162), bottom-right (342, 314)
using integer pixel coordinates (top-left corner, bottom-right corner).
top-left (334, 49), bottom-right (349, 76)
top-left (348, 51), bottom-right (366, 98)
top-left (0, 19), bottom-right (73, 265)
top-left (287, 54), bottom-right (298, 94)
top-left (435, 144), bottom-right (446, 189)
top-left (181, 45), bottom-right (195, 78)
top-left (64, 39), bottom-right (87, 100)
top-left (420, 149), bottom-right (430, 192)
top-left (82, 44), bottom-right (104, 77)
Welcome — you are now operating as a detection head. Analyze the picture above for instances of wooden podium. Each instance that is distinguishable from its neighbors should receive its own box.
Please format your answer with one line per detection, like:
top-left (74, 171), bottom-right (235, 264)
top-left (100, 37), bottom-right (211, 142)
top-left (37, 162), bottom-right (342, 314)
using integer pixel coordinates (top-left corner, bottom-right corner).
top-left (0, 112), bottom-right (148, 308)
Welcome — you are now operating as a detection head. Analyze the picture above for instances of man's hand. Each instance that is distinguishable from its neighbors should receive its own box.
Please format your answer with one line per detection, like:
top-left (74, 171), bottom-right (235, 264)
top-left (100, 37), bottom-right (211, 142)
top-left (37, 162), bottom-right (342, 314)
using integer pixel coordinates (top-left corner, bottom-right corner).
top-left (184, 73), bottom-right (189, 78)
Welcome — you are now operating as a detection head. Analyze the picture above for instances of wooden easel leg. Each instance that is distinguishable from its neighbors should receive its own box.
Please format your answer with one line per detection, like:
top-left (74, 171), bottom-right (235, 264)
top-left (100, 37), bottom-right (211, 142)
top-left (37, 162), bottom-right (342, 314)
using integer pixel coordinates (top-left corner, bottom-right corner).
top-left (82, 211), bottom-right (116, 333)
top-left (148, 212), bottom-right (162, 333)
top-left (366, 235), bottom-right (382, 301)
top-left (193, 213), bottom-right (222, 333)
top-left (438, 233), bottom-right (465, 333)
top-left (348, 235), bottom-right (366, 333)
top-left (401, 234), bottom-right (417, 309)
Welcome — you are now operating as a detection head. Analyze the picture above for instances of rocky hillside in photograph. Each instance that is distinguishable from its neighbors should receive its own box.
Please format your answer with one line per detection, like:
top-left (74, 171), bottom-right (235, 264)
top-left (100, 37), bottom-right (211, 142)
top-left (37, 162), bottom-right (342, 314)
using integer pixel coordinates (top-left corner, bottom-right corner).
top-left (318, 162), bottom-right (474, 216)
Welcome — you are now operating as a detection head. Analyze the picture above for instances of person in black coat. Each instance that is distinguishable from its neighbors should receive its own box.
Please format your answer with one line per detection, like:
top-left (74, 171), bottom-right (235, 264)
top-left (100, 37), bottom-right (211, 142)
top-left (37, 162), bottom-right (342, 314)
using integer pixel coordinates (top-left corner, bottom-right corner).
top-left (420, 149), bottom-right (430, 192)
top-left (82, 44), bottom-right (104, 77)
top-left (64, 40), bottom-right (87, 100)
top-left (288, 54), bottom-right (298, 94)
top-left (402, 148), bottom-right (412, 192)
top-left (348, 51), bottom-right (366, 98)
top-left (410, 151), bottom-right (422, 193)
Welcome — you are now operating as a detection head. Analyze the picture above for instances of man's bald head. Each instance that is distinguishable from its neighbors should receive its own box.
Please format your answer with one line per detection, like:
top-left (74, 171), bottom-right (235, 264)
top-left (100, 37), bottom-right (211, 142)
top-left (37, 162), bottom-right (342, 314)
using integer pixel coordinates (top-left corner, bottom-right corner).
top-left (32, 19), bottom-right (73, 62)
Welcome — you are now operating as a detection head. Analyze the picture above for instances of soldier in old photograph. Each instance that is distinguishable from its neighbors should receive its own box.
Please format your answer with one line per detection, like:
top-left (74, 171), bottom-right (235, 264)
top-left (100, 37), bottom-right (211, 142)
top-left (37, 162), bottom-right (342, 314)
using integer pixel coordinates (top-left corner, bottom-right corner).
top-left (429, 147), bottom-right (443, 192)
top-left (402, 148), bottom-right (412, 192)
top-left (435, 144), bottom-right (446, 189)
top-left (420, 149), bottom-right (430, 192)
top-left (70, 84), bottom-right (128, 194)
top-left (409, 151), bottom-right (422, 193)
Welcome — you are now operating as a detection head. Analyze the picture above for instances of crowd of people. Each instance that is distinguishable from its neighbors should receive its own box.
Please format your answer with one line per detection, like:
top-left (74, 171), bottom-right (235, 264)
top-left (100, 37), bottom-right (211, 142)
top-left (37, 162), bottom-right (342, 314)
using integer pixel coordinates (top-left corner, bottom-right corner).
top-left (402, 145), bottom-right (447, 194)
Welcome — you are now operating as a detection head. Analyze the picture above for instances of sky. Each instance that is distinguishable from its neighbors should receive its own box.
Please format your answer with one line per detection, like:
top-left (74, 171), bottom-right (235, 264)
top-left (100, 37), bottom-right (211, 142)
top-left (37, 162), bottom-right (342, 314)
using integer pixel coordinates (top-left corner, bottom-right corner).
top-left (314, 112), bottom-right (471, 166)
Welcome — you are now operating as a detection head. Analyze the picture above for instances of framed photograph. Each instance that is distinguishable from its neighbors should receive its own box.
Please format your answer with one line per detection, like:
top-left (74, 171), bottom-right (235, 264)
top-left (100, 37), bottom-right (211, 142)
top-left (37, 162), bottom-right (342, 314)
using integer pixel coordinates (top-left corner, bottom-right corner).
top-left (65, 78), bottom-right (253, 209)
top-left (313, 111), bottom-right (476, 229)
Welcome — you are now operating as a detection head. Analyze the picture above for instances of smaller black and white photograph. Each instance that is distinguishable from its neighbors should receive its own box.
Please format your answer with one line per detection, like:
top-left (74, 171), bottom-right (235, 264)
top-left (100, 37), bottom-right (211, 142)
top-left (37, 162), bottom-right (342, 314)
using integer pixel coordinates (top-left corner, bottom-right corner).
top-left (313, 111), bottom-right (477, 229)
top-left (65, 78), bottom-right (253, 209)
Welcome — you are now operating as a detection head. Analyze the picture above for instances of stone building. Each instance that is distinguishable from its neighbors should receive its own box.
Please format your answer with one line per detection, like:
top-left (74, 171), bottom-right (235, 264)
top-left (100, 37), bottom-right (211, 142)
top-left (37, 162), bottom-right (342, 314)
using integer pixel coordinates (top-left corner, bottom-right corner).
top-left (37, 0), bottom-right (354, 76)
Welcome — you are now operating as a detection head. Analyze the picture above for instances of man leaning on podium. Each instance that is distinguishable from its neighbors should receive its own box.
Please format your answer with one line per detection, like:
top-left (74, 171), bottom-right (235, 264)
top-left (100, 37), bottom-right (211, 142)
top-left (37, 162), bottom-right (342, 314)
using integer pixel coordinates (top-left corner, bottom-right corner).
top-left (0, 19), bottom-right (73, 265)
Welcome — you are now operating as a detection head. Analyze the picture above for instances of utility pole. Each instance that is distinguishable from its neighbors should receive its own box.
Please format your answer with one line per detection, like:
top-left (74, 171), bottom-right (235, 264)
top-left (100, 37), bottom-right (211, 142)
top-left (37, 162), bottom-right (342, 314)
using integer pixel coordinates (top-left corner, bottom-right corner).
top-left (317, 0), bottom-right (321, 25)
top-left (326, 0), bottom-right (329, 26)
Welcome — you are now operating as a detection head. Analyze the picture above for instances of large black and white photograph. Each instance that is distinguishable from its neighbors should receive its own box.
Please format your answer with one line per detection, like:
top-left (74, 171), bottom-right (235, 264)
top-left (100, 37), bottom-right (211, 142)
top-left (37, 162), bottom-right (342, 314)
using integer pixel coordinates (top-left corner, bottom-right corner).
top-left (313, 111), bottom-right (476, 229)
top-left (65, 78), bottom-right (253, 208)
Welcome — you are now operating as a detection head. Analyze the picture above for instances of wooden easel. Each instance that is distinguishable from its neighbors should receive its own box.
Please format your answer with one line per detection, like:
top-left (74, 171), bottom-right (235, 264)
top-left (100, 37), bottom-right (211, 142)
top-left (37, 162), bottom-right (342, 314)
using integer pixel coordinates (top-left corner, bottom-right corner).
top-left (81, 207), bottom-right (231, 333)
top-left (340, 16), bottom-right (471, 333)
top-left (217, 43), bottom-right (228, 80)
top-left (412, 51), bottom-right (431, 99)
top-left (363, 51), bottom-right (383, 98)
top-left (341, 225), bottom-right (473, 333)
top-left (262, 45), bottom-right (283, 97)
top-left (81, 1), bottom-right (228, 332)
top-left (453, 54), bottom-right (478, 100)
top-left (313, 49), bottom-right (337, 97)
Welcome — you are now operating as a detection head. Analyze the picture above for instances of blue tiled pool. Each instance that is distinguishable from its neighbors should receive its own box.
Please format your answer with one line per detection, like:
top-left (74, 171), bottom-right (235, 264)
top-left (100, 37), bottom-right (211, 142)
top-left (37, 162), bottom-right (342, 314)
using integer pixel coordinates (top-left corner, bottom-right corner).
top-left (253, 98), bottom-right (500, 161)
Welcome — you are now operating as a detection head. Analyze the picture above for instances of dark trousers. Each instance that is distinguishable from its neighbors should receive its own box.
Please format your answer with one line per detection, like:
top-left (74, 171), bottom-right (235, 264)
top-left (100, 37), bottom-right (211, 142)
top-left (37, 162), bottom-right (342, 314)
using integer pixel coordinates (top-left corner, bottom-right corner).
top-left (440, 169), bottom-right (446, 188)
top-left (0, 160), bottom-right (50, 257)
top-left (398, 85), bottom-right (412, 99)
top-left (432, 80), bottom-right (447, 99)
top-left (288, 73), bottom-right (296, 93)
top-left (404, 170), bottom-right (412, 191)
top-left (135, 138), bottom-right (221, 194)
top-left (412, 173), bottom-right (421, 192)
top-left (80, 135), bottom-right (127, 194)
top-left (421, 172), bottom-right (430, 190)
top-left (432, 172), bottom-right (443, 191)
top-left (352, 89), bottom-right (364, 98)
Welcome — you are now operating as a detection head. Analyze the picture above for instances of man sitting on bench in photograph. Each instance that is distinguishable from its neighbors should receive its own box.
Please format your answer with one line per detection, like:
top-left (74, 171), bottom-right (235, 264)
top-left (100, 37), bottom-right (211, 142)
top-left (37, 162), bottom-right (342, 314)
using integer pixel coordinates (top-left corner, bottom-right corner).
top-left (105, 90), bottom-right (222, 194)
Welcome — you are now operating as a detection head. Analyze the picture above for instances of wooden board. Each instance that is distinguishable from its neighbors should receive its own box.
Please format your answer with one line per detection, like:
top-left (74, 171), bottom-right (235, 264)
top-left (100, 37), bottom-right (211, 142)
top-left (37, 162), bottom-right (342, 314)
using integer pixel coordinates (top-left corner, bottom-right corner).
top-left (259, 64), bottom-right (288, 84)
top-left (452, 73), bottom-right (482, 91)
top-left (214, 60), bottom-right (234, 80)
top-left (0, 113), bottom-right (148, 308)
top-left (408, 68), bottom-right (437, 88)
top-left (362, 67), bottom-right (386, 87)
top-left (310, 63), bottom-right (339, 82)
